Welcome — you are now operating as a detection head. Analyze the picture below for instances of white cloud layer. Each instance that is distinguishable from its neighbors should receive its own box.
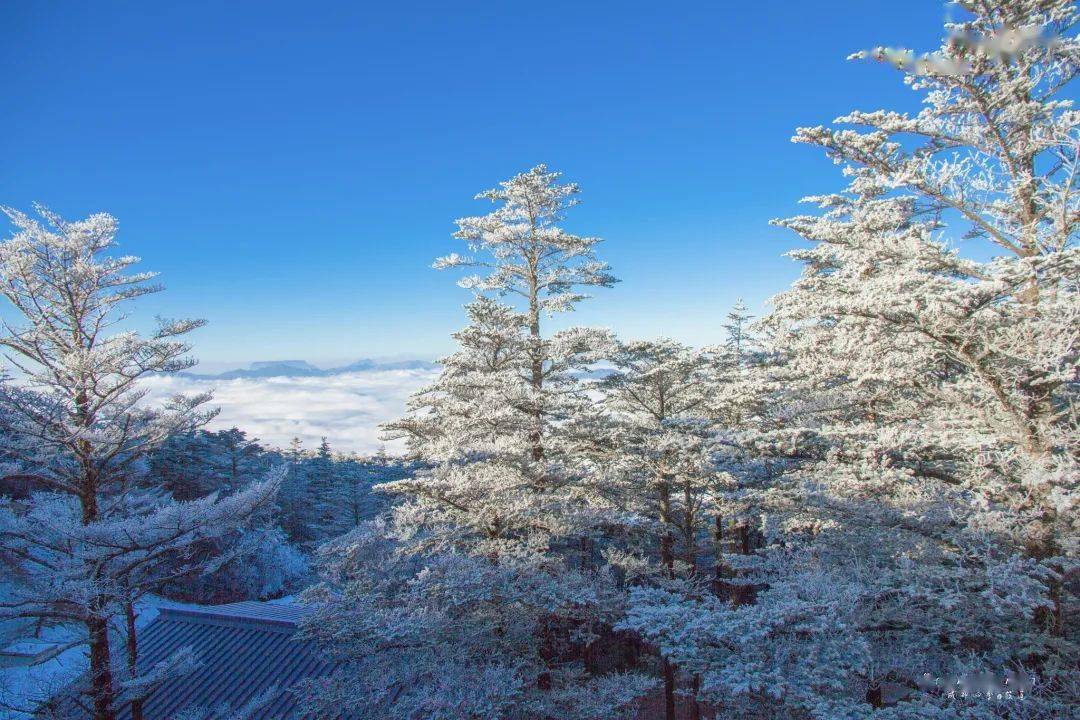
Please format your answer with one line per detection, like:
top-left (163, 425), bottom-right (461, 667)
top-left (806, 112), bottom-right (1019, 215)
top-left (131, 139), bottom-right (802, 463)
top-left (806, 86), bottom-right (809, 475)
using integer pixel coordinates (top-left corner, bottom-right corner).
top-left (140, 368), bottom-right (439, 453)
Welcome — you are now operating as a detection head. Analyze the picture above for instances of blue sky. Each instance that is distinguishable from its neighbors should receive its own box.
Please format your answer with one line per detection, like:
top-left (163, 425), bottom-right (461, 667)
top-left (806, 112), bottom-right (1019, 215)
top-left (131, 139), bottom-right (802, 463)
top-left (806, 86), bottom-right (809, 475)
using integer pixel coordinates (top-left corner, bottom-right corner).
top-left (1, 1), bottom-right (951, 369)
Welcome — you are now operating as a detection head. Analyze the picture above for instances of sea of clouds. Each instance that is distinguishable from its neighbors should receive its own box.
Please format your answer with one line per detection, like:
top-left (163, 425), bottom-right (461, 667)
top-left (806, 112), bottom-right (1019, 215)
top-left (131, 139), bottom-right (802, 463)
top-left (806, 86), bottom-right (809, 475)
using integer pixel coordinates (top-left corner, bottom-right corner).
top-left (140, 367), bottom-right (439, 454)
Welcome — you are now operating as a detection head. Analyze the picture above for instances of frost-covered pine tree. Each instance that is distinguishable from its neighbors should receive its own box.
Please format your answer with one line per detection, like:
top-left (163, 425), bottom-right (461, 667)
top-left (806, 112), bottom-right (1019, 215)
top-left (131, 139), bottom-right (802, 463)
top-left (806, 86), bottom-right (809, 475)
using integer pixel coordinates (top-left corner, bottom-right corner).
top-left (149, 428), bottom-right (271, 501)
top-left (142, 430), bottom-right (304, 607)
top-left (596, 339), bottom-right (727, 720)
top-left (600, 340), bottom-right (724, 578)
top-left (0, 206), bottom-right (282, 720)
top-left (305, 167), bottom-right (656, 719)
top-left (278, 438), bottom-right (318, 544)
top-left (306, 437), bottom-right (341, 538)
top-left (206, 428), bottom-right (267, 493)
top-left (382, 165), bottom-right (619, 559)
top-left (623, 3), bottom-right (1079, 718)
top-left (336, 452), bottom-right (410, 528)
top-left (722, 299), bottom-right (755, 368)
top-left (435, 163), bottom-right (618, 465)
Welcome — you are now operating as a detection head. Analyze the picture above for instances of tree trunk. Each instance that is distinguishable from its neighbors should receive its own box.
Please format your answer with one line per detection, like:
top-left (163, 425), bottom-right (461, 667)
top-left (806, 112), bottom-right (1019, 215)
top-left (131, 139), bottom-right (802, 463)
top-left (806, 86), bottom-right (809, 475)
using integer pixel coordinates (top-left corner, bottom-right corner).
top-left (663, 657), bottom-right (676, 720)
top-left (658, 476), bottom-right (675, 579)
top-left (682, 479), bottom-right (696, 573)
top-left (78, 414), bottom-right (115, 720)
top-left (713, 514), bottom-right (724, 578)
top-left (87, 614), bottom-right (115, 720)
top-left (579, 535), bottom-right (593, 571)
top-left (689, 674), bottom-right (702, 720)
top-left (126, 601), bottom-right (145, 720)
top-left (527, 255), bottom-right (544, 465)
top-left (713, 514), bottom-right (732, 598)
top-left (731, 523), bottom-right (756, 606)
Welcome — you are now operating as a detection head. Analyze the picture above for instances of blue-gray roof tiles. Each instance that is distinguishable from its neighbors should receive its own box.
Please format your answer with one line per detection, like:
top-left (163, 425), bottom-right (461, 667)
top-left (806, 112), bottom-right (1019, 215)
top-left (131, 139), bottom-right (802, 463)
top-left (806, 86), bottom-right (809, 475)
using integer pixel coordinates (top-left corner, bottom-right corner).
top-left (55, 601), bottom-right (340, 720)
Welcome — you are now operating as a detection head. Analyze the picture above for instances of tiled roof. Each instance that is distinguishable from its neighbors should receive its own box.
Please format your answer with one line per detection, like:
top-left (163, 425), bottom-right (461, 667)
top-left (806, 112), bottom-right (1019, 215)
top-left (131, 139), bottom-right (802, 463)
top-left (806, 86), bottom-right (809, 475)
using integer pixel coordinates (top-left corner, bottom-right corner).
top-left (126, 601), bottom-right (331, 720)
top-left (58, 601), bottom-right (336, 719)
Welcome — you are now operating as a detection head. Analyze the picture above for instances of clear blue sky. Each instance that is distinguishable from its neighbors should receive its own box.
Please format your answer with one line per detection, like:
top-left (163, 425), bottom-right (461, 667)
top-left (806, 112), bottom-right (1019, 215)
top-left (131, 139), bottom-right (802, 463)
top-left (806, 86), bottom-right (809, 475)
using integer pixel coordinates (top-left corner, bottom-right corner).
top-left (1, 1), bottom-right (950, 368)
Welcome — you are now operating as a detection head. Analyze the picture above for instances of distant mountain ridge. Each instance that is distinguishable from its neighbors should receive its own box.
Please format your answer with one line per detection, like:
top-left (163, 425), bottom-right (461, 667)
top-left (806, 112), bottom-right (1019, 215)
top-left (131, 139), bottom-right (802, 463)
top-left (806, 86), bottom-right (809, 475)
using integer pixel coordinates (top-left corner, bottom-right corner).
top-left (180, 358), bottom-right (436, 380)
top-left (249, 360), bottom-right (319, 373)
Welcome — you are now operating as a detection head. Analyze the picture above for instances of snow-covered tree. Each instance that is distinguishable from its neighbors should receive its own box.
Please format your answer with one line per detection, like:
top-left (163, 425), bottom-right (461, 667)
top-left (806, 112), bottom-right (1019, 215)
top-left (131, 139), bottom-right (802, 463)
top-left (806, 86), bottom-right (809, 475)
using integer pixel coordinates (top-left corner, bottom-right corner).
top-left (302, 521), bottom-right (654, 720)
top-left (308, 437), bottom-right (340, 532)
top-left (272, 439), bottom-right (409, 545)
top-left (382, 165), bottom-right (619, 560)
top-left (160, 524), bottom-right (308, 604)
top-left (434, 163), bottom-right (617, 466)
top-left (0, 206), bottom-right (282, 720)
top-left (141, 429), bottom-right (306, 605)
top-left (624, 3), bottom-right (1079, 717)
top-left (307, 167), bottom-right (651, 719)
top-left (287, 436), bottom-right (303, 461)
top-left (596, 339), bottom-right (728, 719)
top-left (278, 438), bottom-right (318, 544)
top-left (599, 339), bottom-right (724, 577)
top-left (722, 299), bottom-right (755, 367)
top-left (149, 428), bottom-right (272, 501)
top-left (336, 452), bottom-right (413, 528)
top-left (206, 428), bottom-right (266, 493)
top-left (149, 431), bottom-right (216, 501)
top-left (382, 296), bottom-right (615, 559)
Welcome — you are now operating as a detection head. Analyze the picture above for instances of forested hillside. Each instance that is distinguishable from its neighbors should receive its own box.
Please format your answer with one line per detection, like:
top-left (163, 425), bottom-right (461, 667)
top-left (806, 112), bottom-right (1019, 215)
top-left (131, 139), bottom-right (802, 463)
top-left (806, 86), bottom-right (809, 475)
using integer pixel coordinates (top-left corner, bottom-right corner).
top-left (1, 1), bottom-right (1077, 719)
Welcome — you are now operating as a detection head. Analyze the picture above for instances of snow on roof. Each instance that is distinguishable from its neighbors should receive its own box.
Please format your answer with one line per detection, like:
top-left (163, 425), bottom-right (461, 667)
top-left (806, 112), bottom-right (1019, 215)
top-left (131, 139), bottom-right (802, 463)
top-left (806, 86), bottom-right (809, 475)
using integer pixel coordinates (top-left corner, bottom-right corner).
top-left (157, 600), bottom-right (313, 630)
top-left (0, 640), bottom-right (66, 667)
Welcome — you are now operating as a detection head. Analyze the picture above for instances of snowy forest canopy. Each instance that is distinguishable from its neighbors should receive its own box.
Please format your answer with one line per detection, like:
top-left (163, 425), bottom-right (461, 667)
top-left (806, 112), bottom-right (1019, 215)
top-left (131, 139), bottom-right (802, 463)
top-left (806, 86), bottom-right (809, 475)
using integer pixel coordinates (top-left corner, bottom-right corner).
top-left (1, 2), bottom-right (1078, 719)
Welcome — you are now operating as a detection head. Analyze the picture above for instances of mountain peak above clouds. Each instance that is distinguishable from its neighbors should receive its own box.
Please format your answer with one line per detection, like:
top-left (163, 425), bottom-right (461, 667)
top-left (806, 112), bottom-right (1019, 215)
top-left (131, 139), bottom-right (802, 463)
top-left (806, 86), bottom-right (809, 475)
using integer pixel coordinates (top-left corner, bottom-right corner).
top-left (249, 360), bottom-right (320, 372)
